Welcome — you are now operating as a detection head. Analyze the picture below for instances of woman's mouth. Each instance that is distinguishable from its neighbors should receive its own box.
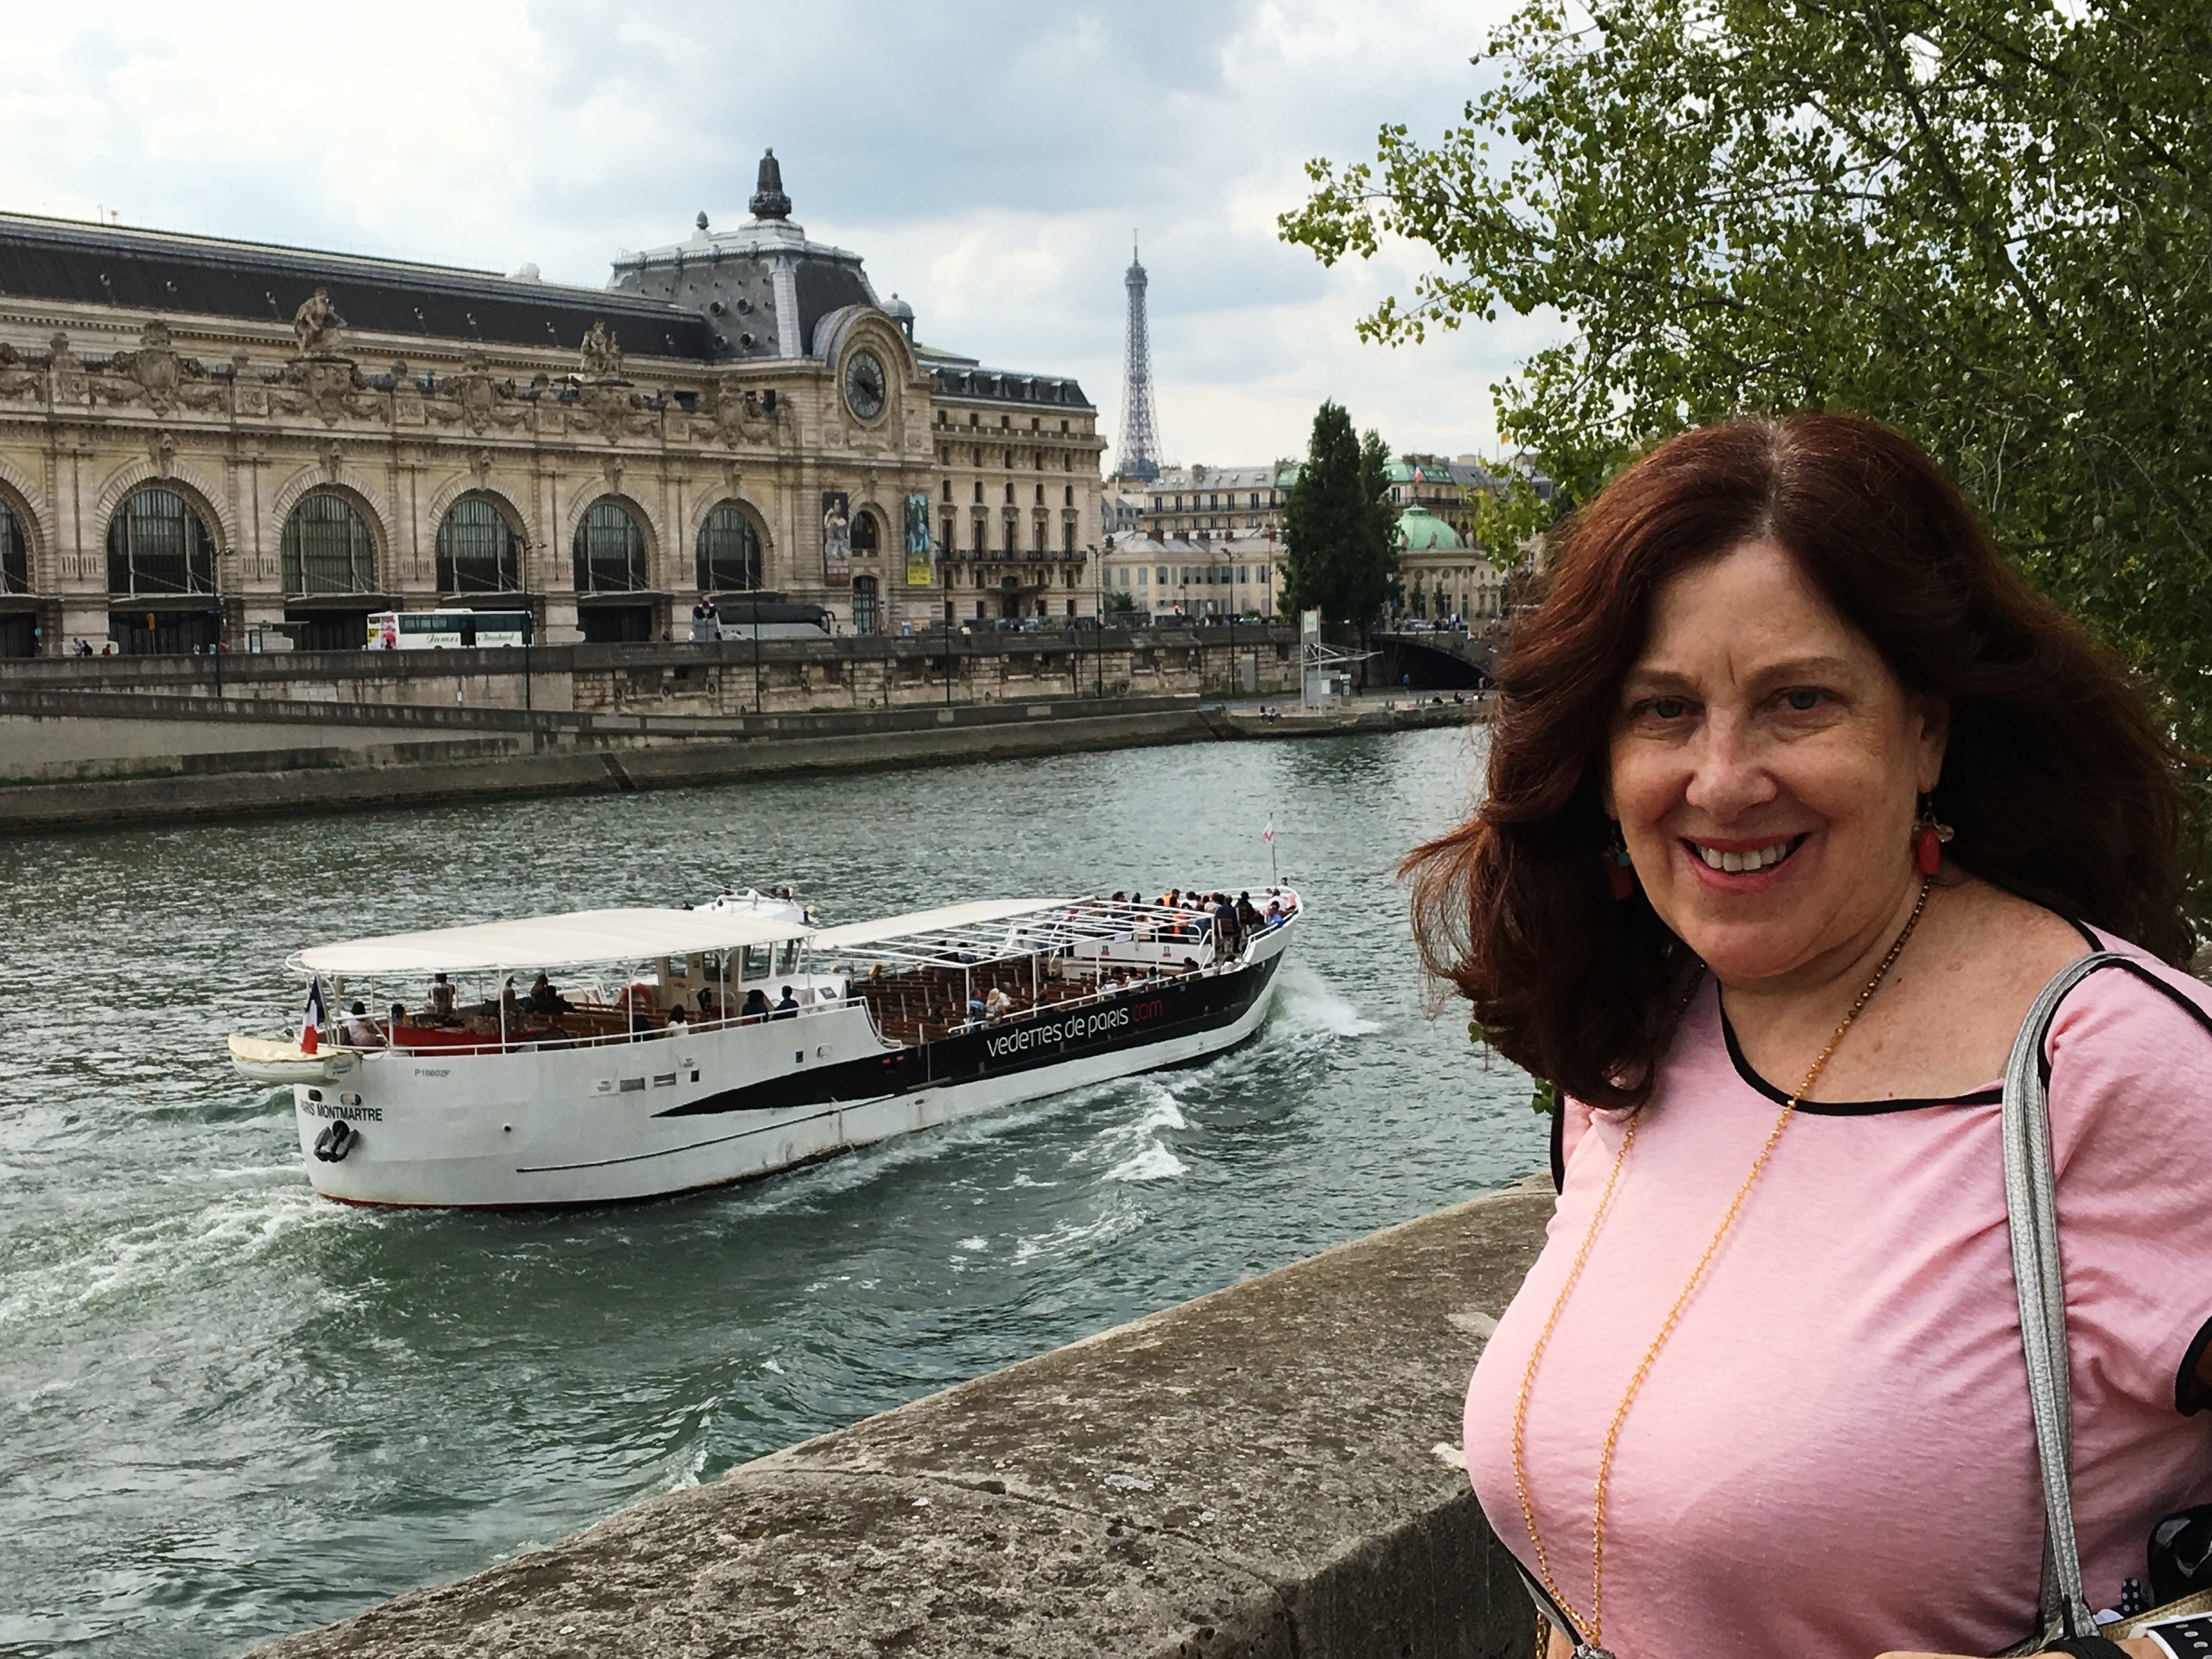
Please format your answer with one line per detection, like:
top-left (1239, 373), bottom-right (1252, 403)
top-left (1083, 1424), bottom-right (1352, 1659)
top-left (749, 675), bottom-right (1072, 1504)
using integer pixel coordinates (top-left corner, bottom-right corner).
top-left (1682, 834), bottom-right (1809, 874)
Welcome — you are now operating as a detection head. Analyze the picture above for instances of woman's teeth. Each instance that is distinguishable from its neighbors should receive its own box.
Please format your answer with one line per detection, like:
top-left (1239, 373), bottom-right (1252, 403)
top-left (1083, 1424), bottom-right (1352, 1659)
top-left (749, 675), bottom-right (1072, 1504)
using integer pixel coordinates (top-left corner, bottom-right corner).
top-left (1694, 839), bottom-right (1795, 873)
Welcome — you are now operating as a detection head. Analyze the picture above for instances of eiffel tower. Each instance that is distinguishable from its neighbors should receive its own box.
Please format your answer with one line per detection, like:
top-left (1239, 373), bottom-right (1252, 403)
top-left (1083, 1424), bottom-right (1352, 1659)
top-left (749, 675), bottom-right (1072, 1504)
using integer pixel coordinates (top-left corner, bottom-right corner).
top-left (1116, 235), bottom-right (1162, 482)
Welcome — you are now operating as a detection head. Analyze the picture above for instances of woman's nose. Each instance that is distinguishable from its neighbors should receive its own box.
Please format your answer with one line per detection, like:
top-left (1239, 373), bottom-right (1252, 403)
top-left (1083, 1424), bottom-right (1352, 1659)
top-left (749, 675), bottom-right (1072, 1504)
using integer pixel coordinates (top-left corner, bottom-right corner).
top-left (1682, 714), bottom-right (1777, 817)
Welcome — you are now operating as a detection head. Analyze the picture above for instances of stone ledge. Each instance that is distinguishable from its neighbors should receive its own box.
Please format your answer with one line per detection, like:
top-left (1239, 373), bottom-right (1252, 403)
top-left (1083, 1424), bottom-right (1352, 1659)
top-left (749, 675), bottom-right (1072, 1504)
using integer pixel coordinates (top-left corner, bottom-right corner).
top-left (246, 1178), bottom-right (1553, 1658)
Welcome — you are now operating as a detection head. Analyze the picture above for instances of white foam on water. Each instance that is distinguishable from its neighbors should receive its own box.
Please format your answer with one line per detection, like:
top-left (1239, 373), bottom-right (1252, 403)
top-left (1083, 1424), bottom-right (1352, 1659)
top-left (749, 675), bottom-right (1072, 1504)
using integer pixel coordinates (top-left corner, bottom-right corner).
top-left (1104, 1141), bottom-right (1188, 1183)
top-left (668, 1442), bottom-right (712, 1495)
top-left (1009, 1206), bottom-right (1140, 1265)
top-left (956, 1235), bottom-right (988, 1252)
top-left (761, 1357), bottom-right (785, 1375)
top-left (0, 1181), bottom-right (351, 1333)
top-left (1268, 964), bottom-right (1382, 1037)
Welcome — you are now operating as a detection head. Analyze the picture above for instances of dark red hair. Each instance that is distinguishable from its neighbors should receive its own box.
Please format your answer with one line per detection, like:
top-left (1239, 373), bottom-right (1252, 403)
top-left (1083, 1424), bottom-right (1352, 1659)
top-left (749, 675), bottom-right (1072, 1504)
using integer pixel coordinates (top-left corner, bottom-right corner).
top-left (1408, 415), bottom-right (2192, 1109)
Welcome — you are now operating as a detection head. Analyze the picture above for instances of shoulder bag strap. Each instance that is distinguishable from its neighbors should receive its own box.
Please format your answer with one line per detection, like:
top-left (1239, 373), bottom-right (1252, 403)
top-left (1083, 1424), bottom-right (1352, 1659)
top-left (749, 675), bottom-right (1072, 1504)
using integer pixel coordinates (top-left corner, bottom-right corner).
top-left (2003, 950), bottom-right (2130, 1643)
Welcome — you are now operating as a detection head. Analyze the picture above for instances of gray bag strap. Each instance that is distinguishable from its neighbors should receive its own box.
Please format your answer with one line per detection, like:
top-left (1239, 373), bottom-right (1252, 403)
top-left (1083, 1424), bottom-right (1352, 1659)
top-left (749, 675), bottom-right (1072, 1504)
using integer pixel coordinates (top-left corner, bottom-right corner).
top-left (2002, 950), bottom-right (2130, 1643)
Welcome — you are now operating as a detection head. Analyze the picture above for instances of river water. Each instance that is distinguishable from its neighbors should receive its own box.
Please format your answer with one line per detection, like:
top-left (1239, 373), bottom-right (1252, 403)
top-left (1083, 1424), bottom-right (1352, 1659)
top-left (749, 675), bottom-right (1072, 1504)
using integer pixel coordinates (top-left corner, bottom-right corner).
top-left (0, 723), bottom-right (1541, 1657)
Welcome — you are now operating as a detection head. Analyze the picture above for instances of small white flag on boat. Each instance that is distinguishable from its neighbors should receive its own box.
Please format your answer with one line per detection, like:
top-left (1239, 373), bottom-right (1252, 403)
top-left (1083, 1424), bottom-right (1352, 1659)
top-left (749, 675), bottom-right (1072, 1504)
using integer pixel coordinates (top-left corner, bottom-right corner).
top-left (298, 978), bottom-right (327, 1056)
top-left (1262, 822), bottom-right (1274, 844)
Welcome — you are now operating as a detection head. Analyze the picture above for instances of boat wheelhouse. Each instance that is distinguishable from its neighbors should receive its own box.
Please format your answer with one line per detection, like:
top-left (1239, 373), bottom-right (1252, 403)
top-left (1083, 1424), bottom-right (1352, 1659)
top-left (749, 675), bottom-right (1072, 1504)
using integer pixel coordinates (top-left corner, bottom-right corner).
top-left (229, 888), bottom-right (1302, 1207)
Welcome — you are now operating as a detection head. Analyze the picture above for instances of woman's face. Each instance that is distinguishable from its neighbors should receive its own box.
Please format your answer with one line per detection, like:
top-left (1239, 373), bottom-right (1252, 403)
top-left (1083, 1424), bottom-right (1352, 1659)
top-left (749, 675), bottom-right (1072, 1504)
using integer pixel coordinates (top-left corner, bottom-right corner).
top-left (1604, 539), bottom-right (1946, 986)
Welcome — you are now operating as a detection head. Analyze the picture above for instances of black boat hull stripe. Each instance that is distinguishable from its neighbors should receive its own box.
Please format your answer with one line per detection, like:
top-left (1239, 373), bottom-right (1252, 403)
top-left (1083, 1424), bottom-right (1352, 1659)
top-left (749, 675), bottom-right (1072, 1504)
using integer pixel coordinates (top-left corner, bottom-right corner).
top-left (651, 953), bottom-right (1280, 1121)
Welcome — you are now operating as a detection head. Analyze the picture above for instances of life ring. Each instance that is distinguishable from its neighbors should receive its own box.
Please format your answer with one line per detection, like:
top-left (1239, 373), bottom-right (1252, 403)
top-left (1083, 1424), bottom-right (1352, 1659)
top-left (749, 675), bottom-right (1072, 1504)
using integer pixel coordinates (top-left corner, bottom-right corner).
top-left (313, 1120), bottom-right (357, 1163)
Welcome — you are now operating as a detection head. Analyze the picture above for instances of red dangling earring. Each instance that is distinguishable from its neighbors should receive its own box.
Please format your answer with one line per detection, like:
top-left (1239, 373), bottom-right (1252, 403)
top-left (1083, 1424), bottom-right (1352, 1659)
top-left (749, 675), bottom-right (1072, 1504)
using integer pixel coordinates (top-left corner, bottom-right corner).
top-left (1604, 826), bottom-right (1637, 900)
top-left (1913, 798), bottom-right (1954, 875)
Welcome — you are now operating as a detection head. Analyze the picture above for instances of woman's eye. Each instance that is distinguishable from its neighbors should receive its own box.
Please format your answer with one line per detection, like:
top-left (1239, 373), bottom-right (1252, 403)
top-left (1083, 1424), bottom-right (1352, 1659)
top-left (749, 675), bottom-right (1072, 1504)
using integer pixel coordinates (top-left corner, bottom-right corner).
top-left (1781, 688), bottom-right (1824, 712)
top-left (1650, 698), bottom-right (1689, 720)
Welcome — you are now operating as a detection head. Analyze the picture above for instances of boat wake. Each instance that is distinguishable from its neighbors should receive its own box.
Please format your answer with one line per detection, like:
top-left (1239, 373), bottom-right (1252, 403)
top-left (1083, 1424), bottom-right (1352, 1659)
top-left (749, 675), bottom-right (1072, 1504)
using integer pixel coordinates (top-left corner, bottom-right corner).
top-left (0, 1182), bottom-right (354, 1333)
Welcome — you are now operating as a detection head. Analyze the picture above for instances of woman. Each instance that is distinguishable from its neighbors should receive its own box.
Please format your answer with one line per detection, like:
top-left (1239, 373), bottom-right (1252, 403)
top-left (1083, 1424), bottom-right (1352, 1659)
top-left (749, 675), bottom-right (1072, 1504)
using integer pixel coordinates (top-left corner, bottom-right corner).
top-left (1409, 416), bottom-right (2212, 1659)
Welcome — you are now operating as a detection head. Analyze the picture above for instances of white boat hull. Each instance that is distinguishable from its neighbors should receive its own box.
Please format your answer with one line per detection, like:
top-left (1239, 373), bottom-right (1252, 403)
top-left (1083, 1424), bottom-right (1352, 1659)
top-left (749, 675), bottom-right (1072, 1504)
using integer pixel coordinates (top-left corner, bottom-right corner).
top-left (292, 919), bottom-right (1296, 1207)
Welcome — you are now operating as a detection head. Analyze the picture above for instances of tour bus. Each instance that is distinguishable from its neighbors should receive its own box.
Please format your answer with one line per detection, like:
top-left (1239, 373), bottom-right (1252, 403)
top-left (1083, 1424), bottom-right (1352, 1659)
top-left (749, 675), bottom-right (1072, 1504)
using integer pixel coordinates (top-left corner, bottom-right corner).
top-left (366, 610), bottom-right (534, 651)
top-left (693, 602), bottom-right (834, 642)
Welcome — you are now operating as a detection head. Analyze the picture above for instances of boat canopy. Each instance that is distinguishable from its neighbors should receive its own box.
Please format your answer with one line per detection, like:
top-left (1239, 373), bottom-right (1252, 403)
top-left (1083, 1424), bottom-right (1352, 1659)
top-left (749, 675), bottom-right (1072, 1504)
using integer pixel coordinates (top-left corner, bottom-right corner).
top-left (294, 907), bottom-right (811, 977)
top-left (807, 898), bottom-right (1076, 955)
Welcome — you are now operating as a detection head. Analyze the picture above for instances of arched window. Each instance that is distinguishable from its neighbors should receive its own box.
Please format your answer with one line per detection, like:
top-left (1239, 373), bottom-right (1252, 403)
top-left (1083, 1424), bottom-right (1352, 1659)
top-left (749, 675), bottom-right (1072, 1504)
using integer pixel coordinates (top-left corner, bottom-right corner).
top-left (695, 502), bottom-right (760, 592)
top-left (852, 574), bottom-right (880, 636)
top-left (0, 499), bottom-right (27, 594)
top-left (436, 496), bottom-right (523, 594)
top-left (281, 492), bottom-right (377, 595)
top-left (850, 511), bottom-right (880, 558)
top-left (573, 499), bottom-right (648, 592)
top-left (108, 487), bottom-right (216, 595)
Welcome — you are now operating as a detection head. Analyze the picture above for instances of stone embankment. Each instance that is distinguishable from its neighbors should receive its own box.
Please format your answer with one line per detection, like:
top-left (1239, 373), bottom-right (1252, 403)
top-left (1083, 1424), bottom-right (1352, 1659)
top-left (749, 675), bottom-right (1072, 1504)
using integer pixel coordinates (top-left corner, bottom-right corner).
top-left (0, 633), bottom-right (1486, 833)
top-left (249, 1177), bottom-right (1552, 1659)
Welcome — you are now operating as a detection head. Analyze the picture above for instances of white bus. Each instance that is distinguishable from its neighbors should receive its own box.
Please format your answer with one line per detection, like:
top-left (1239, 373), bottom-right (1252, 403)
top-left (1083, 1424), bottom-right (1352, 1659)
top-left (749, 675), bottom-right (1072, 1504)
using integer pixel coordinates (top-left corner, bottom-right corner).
top-left (366, 610), bottom-right (533, 651)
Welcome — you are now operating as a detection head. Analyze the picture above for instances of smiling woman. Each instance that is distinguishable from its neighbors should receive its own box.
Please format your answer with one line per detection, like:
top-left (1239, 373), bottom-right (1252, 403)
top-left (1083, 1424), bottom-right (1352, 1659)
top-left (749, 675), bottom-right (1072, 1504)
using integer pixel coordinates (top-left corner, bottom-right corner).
top-left (1407, 416), bottom-right (2212, 1659)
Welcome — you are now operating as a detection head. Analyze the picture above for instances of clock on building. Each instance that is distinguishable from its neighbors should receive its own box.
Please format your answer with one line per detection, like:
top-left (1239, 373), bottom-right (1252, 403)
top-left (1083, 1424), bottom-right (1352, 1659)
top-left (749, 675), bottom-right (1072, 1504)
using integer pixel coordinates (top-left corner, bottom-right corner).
top-left (843, 348), bottom-right (887, 421)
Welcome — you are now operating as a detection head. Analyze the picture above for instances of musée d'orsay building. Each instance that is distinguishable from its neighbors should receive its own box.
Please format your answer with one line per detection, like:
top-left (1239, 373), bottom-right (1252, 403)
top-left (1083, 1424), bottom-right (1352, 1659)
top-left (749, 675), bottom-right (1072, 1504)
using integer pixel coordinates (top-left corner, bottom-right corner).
top-left (0, 153), bottom-right (1105, 655)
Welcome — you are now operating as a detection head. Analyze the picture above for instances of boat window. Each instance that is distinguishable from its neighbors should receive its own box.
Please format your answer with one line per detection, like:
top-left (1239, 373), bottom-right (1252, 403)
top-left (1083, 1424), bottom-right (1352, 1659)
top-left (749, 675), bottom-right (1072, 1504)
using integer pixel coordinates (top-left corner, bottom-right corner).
top-left (741, 943), bottom-right (772, 980)
top-left (776, 941), bottom-right (800, 975)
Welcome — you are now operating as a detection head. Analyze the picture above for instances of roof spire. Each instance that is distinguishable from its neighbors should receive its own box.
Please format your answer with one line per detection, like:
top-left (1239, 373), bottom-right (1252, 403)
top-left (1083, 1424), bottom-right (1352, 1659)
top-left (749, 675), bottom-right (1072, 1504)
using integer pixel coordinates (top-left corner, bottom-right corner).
top-left (749, 149), bottom-right (792, 221)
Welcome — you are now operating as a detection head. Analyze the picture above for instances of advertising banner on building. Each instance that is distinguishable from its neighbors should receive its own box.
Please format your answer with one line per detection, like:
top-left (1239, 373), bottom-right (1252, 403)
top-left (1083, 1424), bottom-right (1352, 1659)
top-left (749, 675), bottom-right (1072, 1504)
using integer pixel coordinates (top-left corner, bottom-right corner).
top-left (821, 491), bottom-right (851, 586)
top-left (903, 493), bottom-right (933, 588)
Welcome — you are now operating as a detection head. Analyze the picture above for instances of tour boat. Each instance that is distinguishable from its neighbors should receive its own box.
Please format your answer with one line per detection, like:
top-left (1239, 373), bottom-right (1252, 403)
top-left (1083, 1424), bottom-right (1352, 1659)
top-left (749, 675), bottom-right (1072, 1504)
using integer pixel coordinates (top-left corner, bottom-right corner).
top-left (227, 887), bottom-right (1303, 1208)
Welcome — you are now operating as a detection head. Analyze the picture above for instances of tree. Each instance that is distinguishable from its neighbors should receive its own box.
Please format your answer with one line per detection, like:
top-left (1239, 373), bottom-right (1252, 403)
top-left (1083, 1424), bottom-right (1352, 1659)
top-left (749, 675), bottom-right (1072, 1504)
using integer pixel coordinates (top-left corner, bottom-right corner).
top-left (1282, 401), bottom-right (1402, 683)
top-left (1279, 0), bottom-right (2212, 755)
top-left (1103, 588), bottom-right (1136, 615)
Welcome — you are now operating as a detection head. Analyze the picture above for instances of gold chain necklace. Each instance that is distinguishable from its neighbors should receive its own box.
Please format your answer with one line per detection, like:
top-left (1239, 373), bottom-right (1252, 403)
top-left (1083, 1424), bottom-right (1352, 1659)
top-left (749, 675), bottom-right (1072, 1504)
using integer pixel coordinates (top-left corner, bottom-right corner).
top-left (1509, 874), bottom-right (1932, 1659)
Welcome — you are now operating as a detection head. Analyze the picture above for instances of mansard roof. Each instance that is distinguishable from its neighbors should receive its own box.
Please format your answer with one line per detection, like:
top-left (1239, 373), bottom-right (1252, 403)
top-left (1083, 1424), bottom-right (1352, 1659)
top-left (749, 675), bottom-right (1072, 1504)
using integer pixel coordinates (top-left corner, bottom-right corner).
top-left (928, 362), bottom-right (1094, 413)
top-left (0, 211), bottom-right (713, 360)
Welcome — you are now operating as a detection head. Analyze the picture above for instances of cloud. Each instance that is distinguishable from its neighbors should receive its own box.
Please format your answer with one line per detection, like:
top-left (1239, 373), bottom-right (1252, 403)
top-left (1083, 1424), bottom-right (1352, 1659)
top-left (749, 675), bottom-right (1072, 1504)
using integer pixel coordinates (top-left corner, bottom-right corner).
top-left (0, 0), bottom-right (1559, 466)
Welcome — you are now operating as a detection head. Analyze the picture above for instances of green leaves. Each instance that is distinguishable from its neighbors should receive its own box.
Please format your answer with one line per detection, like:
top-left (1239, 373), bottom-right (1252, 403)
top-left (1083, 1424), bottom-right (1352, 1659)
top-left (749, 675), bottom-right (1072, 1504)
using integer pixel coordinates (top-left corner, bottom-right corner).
top-left (1282, 0), bottom-right (2212, 780)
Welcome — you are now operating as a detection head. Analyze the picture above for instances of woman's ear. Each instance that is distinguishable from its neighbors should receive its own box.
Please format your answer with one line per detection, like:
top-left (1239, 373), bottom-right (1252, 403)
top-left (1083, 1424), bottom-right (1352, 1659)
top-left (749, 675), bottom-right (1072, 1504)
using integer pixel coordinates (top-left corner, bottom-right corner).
top-left (1913, 693), bottom-right (1951, 794)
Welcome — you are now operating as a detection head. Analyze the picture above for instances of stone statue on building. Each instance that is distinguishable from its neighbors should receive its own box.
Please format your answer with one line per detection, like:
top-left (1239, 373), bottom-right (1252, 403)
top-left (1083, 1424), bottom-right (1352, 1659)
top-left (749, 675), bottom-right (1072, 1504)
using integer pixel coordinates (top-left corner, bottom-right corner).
top-left (292, 287), bottom-right (346, 357)
top-left (579, 320), bottom-right (624, 381)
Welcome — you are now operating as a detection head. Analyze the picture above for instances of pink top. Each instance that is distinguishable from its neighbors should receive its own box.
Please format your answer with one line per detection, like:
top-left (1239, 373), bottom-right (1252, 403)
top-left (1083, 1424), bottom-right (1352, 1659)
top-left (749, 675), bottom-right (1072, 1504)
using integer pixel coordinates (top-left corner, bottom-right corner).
top-left (1465, 933), bottom-right (2212, 1659)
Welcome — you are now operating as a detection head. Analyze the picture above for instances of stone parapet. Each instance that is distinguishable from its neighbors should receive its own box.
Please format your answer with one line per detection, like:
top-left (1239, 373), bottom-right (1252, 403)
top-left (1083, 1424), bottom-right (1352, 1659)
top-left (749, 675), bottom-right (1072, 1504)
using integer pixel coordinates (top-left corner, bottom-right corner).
top-left (0, 624), bottom-right (1302, 714)
top-left (246, 1178), bottom-right (1551, 1658)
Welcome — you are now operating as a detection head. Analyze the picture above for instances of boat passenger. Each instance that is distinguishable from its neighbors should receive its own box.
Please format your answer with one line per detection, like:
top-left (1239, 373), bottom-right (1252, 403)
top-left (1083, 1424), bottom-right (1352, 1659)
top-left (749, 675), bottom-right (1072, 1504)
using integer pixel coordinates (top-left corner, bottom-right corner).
top-left (528, 973), bottom-right (568, 1017)
top-left (342, 1000), bottom-right (385, 1047)
top-left (500, 978), bottom-right (523, 1028)
top-left (771, 986), bottom-right (800, 1019)
top-left (1237, 893), bottom-right (1263, 933)
top-left (1181, 956), bottom-right (1200, 975)
top-left (664, 1005), bottom-right (687, 1032)
top-left (741, 988), bottom-right (771, 1022)
top-left (984, 986), bottom-right (1012, 1018)
top-left (427, 973), bottom-right (458, 1020)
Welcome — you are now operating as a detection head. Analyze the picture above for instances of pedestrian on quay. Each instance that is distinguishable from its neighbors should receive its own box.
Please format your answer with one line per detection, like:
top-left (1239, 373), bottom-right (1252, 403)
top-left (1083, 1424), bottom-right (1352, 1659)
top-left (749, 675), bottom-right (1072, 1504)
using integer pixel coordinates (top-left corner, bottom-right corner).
top-left (1412, 414), bottom-right (2212, 1659)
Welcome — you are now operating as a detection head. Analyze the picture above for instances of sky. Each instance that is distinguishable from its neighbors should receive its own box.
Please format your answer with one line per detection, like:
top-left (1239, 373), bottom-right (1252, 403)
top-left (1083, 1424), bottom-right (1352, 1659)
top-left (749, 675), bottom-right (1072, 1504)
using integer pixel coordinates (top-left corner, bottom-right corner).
top-left (0, 0), bottom-right (1553, 473)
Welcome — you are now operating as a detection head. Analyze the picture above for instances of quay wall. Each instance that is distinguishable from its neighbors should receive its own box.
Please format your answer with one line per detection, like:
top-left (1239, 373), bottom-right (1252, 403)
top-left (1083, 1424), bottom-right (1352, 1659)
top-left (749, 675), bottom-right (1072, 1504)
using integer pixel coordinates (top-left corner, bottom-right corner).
top-left (0, 623), bottom-right (1306, 718)
top-left (247, 1176), bottom-right (1553, 1659)
top-left (0, 672), bottom-right (1485, 833)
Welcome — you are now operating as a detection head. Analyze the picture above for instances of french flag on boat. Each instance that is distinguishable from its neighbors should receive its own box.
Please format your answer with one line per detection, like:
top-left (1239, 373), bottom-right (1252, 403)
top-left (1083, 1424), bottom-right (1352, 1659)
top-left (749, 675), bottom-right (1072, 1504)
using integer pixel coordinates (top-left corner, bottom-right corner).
top-left (298, 978), bottom-right (328, 1056)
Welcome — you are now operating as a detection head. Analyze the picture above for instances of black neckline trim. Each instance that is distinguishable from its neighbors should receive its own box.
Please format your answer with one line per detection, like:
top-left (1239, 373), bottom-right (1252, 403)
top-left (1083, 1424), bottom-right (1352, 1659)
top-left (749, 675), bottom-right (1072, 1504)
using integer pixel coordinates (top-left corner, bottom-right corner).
top-left (1713, 915), bottom-right (2109, 1115)
top-left (1718, 1000), bottom-right (2001, 1113)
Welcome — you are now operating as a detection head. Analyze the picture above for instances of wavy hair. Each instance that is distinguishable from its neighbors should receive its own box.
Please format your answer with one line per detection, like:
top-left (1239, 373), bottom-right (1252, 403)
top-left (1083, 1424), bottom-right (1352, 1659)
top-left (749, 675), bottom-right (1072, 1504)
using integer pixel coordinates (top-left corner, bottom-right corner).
top-left (1407, 415), bottom-right (2192, 1109)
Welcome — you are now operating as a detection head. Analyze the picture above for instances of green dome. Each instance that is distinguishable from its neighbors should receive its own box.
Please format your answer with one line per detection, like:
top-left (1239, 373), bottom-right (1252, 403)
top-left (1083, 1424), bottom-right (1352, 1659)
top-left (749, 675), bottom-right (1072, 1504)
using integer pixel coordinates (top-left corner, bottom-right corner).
top-left (1394, 504), bottom-right (1462, 549)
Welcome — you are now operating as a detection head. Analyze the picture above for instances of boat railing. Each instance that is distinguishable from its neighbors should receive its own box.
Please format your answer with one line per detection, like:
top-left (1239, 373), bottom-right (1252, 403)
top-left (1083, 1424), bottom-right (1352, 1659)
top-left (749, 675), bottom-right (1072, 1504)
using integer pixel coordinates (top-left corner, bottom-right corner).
top-left (350, 991), bottom-right (861, 1060)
